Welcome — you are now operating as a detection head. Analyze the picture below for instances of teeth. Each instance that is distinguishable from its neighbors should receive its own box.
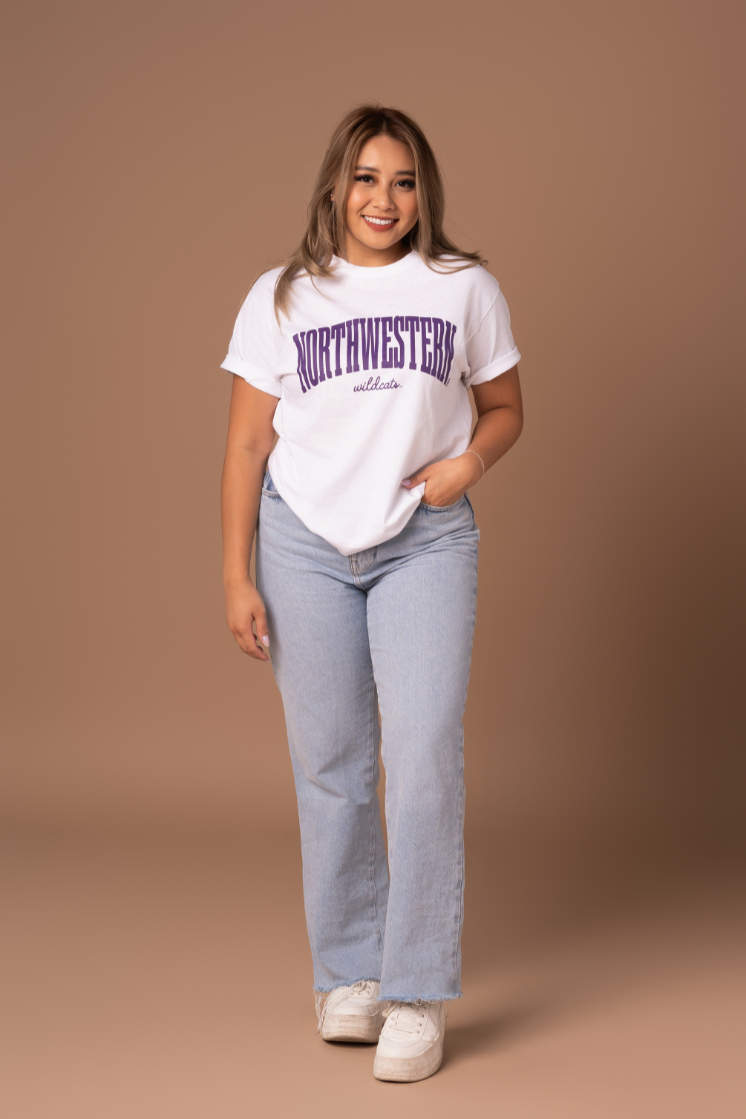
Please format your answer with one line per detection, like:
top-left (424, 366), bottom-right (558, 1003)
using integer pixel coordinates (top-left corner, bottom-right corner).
top-left (364, 216), bottom-right (395, 225)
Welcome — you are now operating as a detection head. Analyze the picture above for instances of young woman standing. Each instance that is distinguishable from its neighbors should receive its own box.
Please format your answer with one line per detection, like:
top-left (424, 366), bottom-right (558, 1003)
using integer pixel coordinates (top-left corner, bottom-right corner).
top-left (220, 105), bottom-right (522, 1082)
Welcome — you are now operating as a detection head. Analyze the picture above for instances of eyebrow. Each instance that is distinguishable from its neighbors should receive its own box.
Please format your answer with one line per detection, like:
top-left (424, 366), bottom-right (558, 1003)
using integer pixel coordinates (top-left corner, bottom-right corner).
top-left (355, 164), bottom-right (416, 175)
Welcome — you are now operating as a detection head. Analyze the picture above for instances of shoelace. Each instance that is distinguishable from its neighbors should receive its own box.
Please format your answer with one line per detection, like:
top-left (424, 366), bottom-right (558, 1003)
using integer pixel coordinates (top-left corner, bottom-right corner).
top-left (382, 999), bottom-right (428, 1036)
top-left (315, 979), bottom-right (378, 1032)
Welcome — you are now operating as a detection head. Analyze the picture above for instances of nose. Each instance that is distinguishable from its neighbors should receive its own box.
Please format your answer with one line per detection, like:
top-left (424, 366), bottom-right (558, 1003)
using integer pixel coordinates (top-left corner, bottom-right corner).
top-left (371, 183), bottom-right (395, 211)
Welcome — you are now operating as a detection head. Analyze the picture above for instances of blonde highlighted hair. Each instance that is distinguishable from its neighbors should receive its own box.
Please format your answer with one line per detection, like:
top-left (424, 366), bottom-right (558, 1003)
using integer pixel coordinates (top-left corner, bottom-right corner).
top-left (273, 104), bottom-right (486, 317)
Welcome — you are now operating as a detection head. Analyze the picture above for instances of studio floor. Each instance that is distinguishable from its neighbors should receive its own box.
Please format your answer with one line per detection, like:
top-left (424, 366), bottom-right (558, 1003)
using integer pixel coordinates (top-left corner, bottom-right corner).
top-left (2, 823), bottom-right (744, 1118)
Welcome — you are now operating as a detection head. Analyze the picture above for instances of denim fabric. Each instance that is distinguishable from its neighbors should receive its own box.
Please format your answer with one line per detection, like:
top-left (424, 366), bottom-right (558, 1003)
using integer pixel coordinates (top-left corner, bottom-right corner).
top-left (255, 470), bottom-right (480, 1001)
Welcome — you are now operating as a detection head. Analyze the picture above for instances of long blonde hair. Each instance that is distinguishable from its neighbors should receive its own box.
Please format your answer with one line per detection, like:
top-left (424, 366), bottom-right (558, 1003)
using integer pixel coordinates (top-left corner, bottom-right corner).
top-left (273, 104), bottom-right (486, 318)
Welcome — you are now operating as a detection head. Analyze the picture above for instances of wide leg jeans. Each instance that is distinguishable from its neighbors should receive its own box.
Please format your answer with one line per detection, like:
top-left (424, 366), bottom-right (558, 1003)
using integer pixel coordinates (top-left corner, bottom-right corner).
top-left (255, 471), bottom-right (480, 1002)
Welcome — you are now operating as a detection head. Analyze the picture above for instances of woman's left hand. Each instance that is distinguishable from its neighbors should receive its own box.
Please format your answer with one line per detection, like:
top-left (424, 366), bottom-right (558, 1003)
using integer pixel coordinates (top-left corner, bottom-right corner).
top-left (402, 453), bottom-right (482, 507)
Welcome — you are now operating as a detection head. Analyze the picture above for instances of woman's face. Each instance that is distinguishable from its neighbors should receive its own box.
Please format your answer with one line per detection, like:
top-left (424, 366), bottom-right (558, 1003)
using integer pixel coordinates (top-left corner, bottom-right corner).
top-left (340, 135), bottom-right (419, 266)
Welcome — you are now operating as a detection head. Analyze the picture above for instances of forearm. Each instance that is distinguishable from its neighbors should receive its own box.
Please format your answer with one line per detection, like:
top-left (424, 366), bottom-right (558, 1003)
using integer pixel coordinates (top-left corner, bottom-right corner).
top-left (221, 445), bottom-right (268, 588)
top-left (467, 403), bottom-right (523, 475)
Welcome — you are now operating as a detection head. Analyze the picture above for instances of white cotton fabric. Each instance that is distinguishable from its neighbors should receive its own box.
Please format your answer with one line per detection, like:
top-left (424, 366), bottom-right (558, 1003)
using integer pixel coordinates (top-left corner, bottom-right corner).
top-left (221, 251), bottom-right (520, 556)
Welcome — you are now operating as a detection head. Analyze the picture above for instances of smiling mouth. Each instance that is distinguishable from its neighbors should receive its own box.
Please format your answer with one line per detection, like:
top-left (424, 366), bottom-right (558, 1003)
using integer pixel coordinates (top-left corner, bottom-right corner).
top-left (362, 215), bottom-right (398, 231)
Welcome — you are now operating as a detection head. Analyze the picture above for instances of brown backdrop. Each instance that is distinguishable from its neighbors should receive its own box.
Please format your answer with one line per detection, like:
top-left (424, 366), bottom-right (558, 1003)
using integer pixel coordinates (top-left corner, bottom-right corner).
top-left (1, 3), bottom-right (744, 1114)
top-left (2, 0), bottom-right (743, 839)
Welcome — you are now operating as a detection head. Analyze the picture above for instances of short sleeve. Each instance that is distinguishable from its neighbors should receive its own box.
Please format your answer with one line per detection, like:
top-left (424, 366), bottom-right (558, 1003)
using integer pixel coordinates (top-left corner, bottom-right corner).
top-left (463, 287), bottom-right (520, 389)
top-left (220, 273), bottom-right (283, 398)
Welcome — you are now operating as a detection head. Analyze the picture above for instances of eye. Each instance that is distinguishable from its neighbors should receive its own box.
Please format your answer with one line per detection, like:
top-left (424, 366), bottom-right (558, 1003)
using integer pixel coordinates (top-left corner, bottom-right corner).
top-left (397, 179), bottom-right (416, 190)
top-left (354, 174), bottom-right (374, 184)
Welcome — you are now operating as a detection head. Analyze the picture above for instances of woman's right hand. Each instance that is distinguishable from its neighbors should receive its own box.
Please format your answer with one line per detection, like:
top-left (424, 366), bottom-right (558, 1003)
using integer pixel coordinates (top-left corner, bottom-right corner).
top-left (225, 578), bottom-right (271, 662)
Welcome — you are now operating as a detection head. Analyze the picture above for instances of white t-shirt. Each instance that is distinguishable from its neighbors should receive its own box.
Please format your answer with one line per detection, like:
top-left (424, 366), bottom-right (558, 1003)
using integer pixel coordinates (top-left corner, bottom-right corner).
top-left (221, 251), bottom-right (520, 556)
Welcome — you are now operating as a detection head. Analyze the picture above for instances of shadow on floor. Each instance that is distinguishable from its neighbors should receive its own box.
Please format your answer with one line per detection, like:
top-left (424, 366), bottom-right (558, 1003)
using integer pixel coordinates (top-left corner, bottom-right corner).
top-left (444, 1002), bottom-right (552, 1066)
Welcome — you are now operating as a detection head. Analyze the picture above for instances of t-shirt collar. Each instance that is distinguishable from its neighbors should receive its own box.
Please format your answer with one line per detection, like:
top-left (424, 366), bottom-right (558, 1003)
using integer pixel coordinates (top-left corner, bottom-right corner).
top-left (331, 250), bottom-right (419, 279)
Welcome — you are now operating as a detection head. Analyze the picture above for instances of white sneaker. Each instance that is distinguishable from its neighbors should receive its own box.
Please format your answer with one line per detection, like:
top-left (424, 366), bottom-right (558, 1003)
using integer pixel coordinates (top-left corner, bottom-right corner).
top-left (317, 980), bottom-right (384, 1043)
top-left (373, 1000), bottom-right (446, 1081)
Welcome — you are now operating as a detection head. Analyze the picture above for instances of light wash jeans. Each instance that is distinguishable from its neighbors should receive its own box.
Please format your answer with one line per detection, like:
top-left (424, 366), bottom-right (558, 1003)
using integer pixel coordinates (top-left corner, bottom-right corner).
top-left (255, 470), bottom-right (480, 1002)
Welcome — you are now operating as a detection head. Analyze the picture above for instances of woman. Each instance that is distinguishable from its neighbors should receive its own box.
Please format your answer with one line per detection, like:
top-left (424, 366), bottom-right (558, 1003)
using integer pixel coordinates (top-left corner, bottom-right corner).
top-left (220, 104), bottom-right (522, 1082)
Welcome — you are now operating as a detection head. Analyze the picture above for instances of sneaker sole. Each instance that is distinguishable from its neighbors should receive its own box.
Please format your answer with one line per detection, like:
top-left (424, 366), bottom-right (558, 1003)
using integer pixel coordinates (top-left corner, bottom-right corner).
top-left (321, 1013), bottom-right (384, 1043)
top-left (372, 1044), bottom-right (443, 1082)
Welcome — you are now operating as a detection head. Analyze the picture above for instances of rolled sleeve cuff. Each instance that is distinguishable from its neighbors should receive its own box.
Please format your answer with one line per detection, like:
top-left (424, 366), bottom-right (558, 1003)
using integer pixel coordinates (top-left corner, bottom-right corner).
top-left (467, 346), bottom-right (521, 387)
top-left (221, 354), bottom-right (282, 398)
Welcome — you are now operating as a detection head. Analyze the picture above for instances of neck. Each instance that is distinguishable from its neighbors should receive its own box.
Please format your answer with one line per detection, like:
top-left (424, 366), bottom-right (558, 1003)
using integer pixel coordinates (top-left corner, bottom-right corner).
top-left (342, 233), bottom-right (410, 268)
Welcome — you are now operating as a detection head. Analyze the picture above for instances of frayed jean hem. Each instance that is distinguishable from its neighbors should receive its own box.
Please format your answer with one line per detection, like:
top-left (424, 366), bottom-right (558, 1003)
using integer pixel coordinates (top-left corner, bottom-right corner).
top-left (313, 976), bottom-right (381, 994)
top-left (377, 990), bottom-right (463, 1003)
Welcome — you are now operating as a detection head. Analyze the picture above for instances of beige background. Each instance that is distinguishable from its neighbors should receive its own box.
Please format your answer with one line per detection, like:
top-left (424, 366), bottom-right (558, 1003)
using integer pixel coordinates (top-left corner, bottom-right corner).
top-left (1, 2), bottom-right (744, 1116)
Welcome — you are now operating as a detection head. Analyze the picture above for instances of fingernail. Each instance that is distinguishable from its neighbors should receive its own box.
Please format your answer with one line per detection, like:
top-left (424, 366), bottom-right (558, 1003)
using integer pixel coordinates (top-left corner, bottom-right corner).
top-left (261, 635), bottom-right (270, 646)
top-left (402, 479), bottom-right (412, 487)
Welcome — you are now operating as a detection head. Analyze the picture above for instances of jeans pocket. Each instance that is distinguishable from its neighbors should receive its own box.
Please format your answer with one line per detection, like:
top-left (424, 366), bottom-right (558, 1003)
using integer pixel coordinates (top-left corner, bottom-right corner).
top-left (261, 470), bottom-right (281, 498)
top-left (419, 494), bottom-right (468, 513)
